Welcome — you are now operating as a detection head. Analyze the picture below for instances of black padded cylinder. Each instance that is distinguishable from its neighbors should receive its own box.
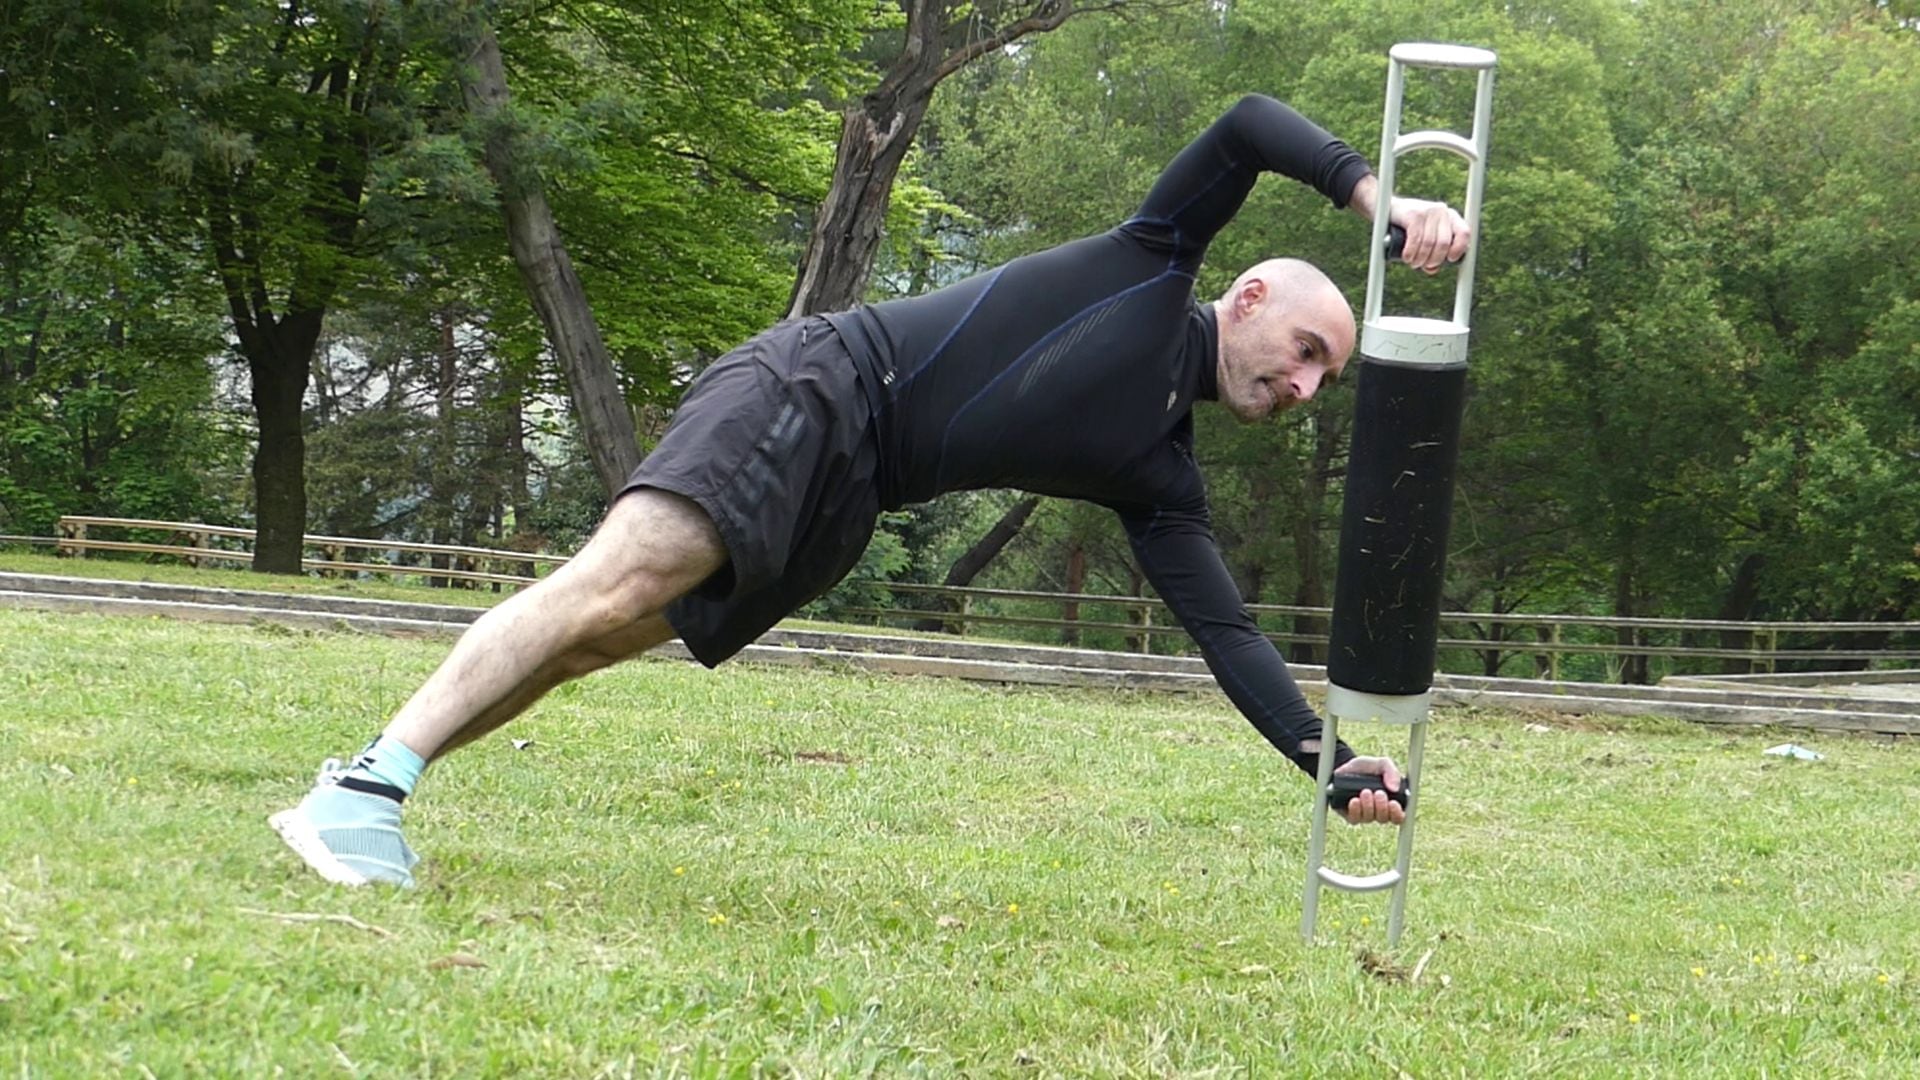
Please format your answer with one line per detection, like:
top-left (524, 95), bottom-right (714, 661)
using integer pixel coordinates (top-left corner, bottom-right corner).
top-left (1327, 358), bottom-right (1468, 695)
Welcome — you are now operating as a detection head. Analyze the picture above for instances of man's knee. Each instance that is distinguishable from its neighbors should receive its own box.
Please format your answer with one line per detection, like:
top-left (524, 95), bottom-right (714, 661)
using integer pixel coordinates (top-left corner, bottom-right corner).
top-left (568, 487), bottom-right (728, 623)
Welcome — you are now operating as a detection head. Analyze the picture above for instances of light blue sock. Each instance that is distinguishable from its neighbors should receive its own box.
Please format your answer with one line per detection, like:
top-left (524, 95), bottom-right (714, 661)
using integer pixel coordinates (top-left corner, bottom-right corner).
top-left (344, 734), bottom-right (427, 798)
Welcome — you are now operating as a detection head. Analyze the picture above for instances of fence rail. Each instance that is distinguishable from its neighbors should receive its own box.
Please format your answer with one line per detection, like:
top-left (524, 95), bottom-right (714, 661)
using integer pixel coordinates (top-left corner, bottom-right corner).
top-left (864, 582), bottom-right (1920, 677)
top-left (33, 516), bottom-right (1920, 680)
top-left (52, 515), bottom-right (564, 590)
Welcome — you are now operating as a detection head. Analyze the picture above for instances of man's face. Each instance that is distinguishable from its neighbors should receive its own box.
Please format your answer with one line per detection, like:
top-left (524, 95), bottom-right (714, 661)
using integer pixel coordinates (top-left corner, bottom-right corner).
top-left (1220, 279), bottom-right (1356, 423)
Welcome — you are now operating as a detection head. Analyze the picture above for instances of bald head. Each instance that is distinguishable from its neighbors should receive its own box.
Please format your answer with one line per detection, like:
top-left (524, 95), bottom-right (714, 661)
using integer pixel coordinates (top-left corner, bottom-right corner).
top-left (1221, 258), bottom-right (1343, 310)
top-left (1210, 258), bottom-right (1357, 422)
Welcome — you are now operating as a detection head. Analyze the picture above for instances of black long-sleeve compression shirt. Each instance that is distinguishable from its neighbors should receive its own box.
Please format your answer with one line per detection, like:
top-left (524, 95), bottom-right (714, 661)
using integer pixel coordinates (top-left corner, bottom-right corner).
top-left (825, 95), bottom-right (1372, 776)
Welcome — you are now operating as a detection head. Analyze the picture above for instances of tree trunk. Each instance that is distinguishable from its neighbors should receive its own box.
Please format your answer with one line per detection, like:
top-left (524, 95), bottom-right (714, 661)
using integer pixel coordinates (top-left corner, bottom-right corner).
top-left (789, 91), bottom-right (936, 317)
top-left (460, 23), bottom-right (640, 495)
top-left (788, 1), bottom-right (1101, 317)
top-left (1289, 407), bottom-right (1346, 663)
top-left (501, 367), bottom-right (538, 579)
top-left (1061, 540), bottom-right (1086, 646)
top-left (211, 14), bottom-right (394, 573)
top-left (1125, 564), bottom-right (1149, 654)
top-left (1716, 552), bottom-right (1765, 674)
top-left (912, 495), bottom-right (1041, 632)
top-left (1613, 561), bottom-right (1650, 684)
top-left (247, 314), bottom-right (320, 574)
top-left (430, 307), bottom-right (460, 588)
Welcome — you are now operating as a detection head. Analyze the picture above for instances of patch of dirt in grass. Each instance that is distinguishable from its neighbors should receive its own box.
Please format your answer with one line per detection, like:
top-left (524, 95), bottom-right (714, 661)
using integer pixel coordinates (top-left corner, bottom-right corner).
top-left (1357, 949), bottom-right (1410, 983)
top-left (787, 749), bottom-right (854, 765)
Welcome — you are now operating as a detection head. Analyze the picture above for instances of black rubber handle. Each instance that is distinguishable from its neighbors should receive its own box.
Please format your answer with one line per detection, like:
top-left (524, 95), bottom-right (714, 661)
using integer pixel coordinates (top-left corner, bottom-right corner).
top-left (1384, 223), bottom-right (1464, 266)
top-left (1328, 771), bottom-right (1408, 813)
top-left (1386, 224), bottom-right (1408, 261)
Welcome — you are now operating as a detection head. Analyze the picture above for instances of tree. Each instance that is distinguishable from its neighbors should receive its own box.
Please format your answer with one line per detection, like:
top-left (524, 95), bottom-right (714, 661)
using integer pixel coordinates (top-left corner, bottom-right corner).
top-left (788, 0), bottom-right (1155, 318)
top-left (446, 0), bottom-right (868, 493)
top-left (0, 217), bottom-right (241, 534)
top-left (117, 1), bottom-right (424, 572)
top-left (456, 15), bottom-right (642, 495)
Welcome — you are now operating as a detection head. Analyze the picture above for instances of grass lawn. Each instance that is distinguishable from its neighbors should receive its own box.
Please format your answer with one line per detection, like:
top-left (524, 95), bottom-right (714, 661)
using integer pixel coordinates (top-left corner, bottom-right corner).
top-left (1, 608), bottom-right (1916, 1077)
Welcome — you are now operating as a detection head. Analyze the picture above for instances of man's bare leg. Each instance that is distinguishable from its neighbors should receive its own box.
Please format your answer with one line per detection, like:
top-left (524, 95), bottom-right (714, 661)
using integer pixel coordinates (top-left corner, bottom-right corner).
top-left (380, 488), bottom-right (725, 760)
top-left (271, 489), bottom-right (727, 886)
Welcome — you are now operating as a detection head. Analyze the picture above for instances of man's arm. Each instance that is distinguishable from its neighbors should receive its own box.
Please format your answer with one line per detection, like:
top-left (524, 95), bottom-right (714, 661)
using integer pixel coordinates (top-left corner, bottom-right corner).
top-left (1113, 500), bottom-right (1353, 778)
top-left (1128, 95), bottom-right (1373, 262)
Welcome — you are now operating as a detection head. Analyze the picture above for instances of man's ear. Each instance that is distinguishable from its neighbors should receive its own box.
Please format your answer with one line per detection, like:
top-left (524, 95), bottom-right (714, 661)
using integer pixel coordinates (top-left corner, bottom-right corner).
top-left (1235, 277), bottom-right (1267, 319)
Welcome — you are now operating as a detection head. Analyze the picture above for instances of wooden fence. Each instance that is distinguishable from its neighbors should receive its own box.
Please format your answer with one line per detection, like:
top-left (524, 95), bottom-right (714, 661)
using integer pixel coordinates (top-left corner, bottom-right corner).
top-left (51, 515), bottom-right (567, 590)
top-left (31, 515), bottom-right (1920, 679)
top-left (845, 584), bottom-right (1920, 678)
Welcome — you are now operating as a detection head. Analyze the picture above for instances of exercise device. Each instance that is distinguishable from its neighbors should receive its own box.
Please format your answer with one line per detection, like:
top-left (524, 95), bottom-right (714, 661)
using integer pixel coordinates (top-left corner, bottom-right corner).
top-left (1303, 42), bottom-right (1496, 947)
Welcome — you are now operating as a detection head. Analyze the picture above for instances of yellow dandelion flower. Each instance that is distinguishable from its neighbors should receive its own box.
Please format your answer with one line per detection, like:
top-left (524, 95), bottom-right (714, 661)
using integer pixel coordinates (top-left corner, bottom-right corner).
top-left (1691, 967), bottom-right (1705, 978)
top-left (1168, 887), bottom-right (1180, 897)
top-left (1878, 974), bottom-right (1891, 985)
top-left (673, 866), bottom-right (686, 876)
top-left (1628, 1013), bottom-right (1641, 1025)
top-left (1731, 877), bottom-right (1743, 886)
top-left (1007, 903), bottom-right (1020, 914)
top-left (1361, 916), bottom-right (1371, 926)
top-left (708, 912), bottom-right (727, 925)
top-left (1052, 860), bottom-right (1062, 869)
top-left (1798, 954), bottom-right (1810, 964)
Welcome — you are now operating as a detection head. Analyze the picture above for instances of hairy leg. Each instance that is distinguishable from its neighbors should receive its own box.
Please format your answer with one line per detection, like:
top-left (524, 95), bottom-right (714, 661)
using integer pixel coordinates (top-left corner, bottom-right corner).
top-left (381, 489), bottom-right (726, 761)
top-left (431, 613), bottom-right (679, 756)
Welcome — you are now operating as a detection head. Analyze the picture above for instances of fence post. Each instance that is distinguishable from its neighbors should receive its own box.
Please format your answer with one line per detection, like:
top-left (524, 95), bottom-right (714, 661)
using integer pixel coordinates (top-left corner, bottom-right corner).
top-left (58, 520), bottom-right (86, 558)
top-left (1548, 624), bottom-right (1561, 682)
top-left (186, 529), bottom-right (207, 569)
top-left (956, 592), bottom-right (973, 636)
top-left (320, 543), bottom-right (343, 578)
top-left (1137, 604), bottom-right (1153, 655)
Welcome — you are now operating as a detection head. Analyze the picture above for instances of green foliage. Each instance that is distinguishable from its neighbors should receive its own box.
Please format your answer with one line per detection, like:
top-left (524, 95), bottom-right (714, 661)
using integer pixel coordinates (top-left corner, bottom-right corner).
top-left (4, 0), bottom-right (1916, 641)
top-left (0, 215), bottom-right (244, 534)
top-left (908, 0), bottom-right (1920, 651)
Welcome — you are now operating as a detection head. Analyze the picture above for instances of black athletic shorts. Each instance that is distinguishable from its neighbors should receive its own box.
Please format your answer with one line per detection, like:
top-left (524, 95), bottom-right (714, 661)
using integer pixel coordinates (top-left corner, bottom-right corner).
top-left (620, 316), bottom-right (880, 667)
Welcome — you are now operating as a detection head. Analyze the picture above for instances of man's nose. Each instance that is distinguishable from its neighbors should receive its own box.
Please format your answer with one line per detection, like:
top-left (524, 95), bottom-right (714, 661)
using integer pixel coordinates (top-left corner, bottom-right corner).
top-left (1290, 369), bottom-right (1323, 403)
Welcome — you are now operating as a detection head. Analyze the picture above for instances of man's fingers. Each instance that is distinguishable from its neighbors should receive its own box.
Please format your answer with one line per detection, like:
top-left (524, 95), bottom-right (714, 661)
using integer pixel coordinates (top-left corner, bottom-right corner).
top-left (1338, 787), bottom-right (1407, 827)
top-left (1447, 217), bottom-right (1472, 263)
top-left (1423, 213), bottom-right (1448, 272)
top-left (1404, 213), bottom-right (1434, 270)
top-left (1393, 204), bottom-right (1472, 273)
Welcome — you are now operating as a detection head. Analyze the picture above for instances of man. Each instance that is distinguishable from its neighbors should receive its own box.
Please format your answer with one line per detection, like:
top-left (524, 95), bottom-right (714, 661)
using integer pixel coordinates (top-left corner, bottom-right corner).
top-left (272, 93), bottom-right (1469, 887)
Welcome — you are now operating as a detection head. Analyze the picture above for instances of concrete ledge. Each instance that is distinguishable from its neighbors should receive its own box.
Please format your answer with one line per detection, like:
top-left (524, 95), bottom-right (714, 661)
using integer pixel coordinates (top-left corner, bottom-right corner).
top-left (0, 590), bottom-right (472, 639)
top-left (1664, 669), bottom-right (1920, 688)
top-left (0, 572), bottom-right (487, 625)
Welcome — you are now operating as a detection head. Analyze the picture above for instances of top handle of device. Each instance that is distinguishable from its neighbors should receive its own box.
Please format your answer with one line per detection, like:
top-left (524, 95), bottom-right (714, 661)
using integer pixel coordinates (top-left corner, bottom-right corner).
top-left (1363, 43), bottom-right (1497, 336)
